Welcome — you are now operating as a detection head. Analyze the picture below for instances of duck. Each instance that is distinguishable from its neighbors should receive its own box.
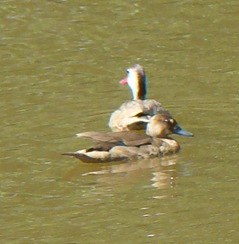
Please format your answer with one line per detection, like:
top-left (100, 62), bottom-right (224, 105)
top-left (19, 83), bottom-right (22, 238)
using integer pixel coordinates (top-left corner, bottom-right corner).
top-left (108, 64), bottom-right (170, 132)
top-left (62, 114), bottom-right (193, 163)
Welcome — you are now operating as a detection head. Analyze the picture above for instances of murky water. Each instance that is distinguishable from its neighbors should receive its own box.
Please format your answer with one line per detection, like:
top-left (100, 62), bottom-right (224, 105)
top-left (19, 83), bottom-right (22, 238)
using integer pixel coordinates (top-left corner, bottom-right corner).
top-left (1, 0), bottom-right (238, 243)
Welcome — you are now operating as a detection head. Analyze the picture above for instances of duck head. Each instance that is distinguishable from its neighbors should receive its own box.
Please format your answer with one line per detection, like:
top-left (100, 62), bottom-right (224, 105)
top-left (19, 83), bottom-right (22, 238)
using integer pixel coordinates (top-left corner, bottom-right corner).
top-left (120, 64), bottom-right (146, 100)
top-left (146, 114), bottom-right (193, 138)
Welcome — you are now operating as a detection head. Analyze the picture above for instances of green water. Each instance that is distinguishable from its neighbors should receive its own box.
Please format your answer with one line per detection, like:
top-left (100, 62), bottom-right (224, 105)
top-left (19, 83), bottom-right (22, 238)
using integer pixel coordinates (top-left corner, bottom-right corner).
top-left (0, 0), bottom-right (238, 243)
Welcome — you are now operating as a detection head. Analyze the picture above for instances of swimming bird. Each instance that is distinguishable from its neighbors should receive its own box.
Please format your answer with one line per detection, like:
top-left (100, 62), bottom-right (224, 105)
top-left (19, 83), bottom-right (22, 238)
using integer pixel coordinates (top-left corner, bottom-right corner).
top-left (62, 114), bottom-right (193, 163)
top-left (108, 64), bottom-right (170, 132)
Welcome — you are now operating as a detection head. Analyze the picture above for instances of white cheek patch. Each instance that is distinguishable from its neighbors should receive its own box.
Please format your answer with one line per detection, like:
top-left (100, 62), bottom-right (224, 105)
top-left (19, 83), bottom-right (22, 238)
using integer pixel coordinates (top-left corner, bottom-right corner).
top-left (128, 71), bottom-right (138, 88)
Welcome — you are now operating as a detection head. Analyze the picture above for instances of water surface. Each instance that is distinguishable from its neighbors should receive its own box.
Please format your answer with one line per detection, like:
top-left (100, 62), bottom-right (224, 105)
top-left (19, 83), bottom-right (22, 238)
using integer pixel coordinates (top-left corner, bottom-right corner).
top-left (0, 0), bottom-right (238, 243)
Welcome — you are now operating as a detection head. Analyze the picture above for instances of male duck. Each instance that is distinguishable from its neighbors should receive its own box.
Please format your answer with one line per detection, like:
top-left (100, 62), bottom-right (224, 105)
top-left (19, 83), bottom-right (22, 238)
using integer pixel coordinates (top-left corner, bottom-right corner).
top-left (63, 114), bottom-right (193, 163)
top-left (108, 64), bottom-right (170, 132)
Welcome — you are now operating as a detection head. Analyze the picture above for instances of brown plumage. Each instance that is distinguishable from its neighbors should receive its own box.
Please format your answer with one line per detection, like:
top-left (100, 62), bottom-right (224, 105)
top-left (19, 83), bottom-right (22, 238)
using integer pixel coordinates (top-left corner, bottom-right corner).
top-left (108, 64), bottom-right (171, 132)
top-left (62, 114), bottom-right (193, 163)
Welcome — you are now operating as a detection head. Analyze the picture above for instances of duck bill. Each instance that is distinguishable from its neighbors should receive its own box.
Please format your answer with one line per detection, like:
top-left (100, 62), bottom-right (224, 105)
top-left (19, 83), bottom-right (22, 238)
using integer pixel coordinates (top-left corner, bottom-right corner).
top-left (119, 77), bottom-right (128, 84)
top-left (173, 125), bottom-right (193, 137)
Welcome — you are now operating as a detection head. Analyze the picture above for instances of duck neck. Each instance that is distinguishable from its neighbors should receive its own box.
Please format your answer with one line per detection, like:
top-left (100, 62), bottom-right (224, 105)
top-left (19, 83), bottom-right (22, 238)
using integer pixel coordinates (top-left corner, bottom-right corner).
top-left (131, 74), bottom-right (146, 100)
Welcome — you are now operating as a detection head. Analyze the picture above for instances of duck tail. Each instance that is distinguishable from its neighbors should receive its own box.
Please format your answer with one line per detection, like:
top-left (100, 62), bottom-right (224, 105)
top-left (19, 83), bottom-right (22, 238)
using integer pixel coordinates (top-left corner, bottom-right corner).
top-left (62, 152), bottom-right (78, 157)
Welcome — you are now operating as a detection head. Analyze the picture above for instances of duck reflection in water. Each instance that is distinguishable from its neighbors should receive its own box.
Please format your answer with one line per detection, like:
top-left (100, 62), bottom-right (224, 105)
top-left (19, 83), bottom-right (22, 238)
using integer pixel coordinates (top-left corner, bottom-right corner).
top-left (87, 156), bottom-right (180, 190)
top-left (62, 114), bottom-right (193, 163)
top-left (64, 155), bottom-right (184, 190)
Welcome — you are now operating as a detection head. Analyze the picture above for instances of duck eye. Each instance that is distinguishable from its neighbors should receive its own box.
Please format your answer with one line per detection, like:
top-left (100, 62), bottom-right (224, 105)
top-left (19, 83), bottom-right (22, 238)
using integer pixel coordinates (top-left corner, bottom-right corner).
top-left (163, 119), bottom-right (174, 124)
top-left (169, 119), bottom-right (174, 124)
top-left (126, 69), bottom-right (129, 74)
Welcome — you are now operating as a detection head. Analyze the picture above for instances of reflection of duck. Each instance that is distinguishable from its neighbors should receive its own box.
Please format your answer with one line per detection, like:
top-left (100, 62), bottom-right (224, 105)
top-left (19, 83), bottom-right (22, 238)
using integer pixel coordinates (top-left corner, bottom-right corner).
top-left (62, 114), bottom-right (193, 163)
top-left (81, 156), bottom-right (179, 190)
top-left (64, 155), bottom-right (180, 190)
top-left (108, 64), bottom-right (171, 132)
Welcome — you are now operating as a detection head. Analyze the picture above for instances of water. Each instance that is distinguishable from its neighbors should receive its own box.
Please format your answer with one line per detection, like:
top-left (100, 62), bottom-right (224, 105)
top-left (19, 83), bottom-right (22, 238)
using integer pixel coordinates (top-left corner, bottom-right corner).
top-left (0, 0), bottom-right (238, 243)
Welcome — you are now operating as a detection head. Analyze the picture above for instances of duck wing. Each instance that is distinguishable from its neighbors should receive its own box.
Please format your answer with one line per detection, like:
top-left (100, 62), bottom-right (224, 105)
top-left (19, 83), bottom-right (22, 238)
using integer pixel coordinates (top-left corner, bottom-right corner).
top-left (107, 131), bottom-right (152, 146)
top-left (76, 131), bottom-right (119, 143)
top-left (77, 131), bottom-right (152, 147)
top-left (108, 99), bottom-right (170, 132)
top-left (63, 131), bottom-right (153, 163)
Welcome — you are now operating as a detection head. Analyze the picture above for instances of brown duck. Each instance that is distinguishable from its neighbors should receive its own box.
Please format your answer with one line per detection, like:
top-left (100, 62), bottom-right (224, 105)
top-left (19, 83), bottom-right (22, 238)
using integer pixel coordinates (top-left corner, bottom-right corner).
top-left (108, 64), bottom-right (171, 132)
top-left (63, 114), bottom-right (193, 163)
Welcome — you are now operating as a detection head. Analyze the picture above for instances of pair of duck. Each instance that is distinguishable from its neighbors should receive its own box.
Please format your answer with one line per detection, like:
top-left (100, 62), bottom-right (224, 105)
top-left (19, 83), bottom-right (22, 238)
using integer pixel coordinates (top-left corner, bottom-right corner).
top-left (63, 64), bottom-right (193, 163)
